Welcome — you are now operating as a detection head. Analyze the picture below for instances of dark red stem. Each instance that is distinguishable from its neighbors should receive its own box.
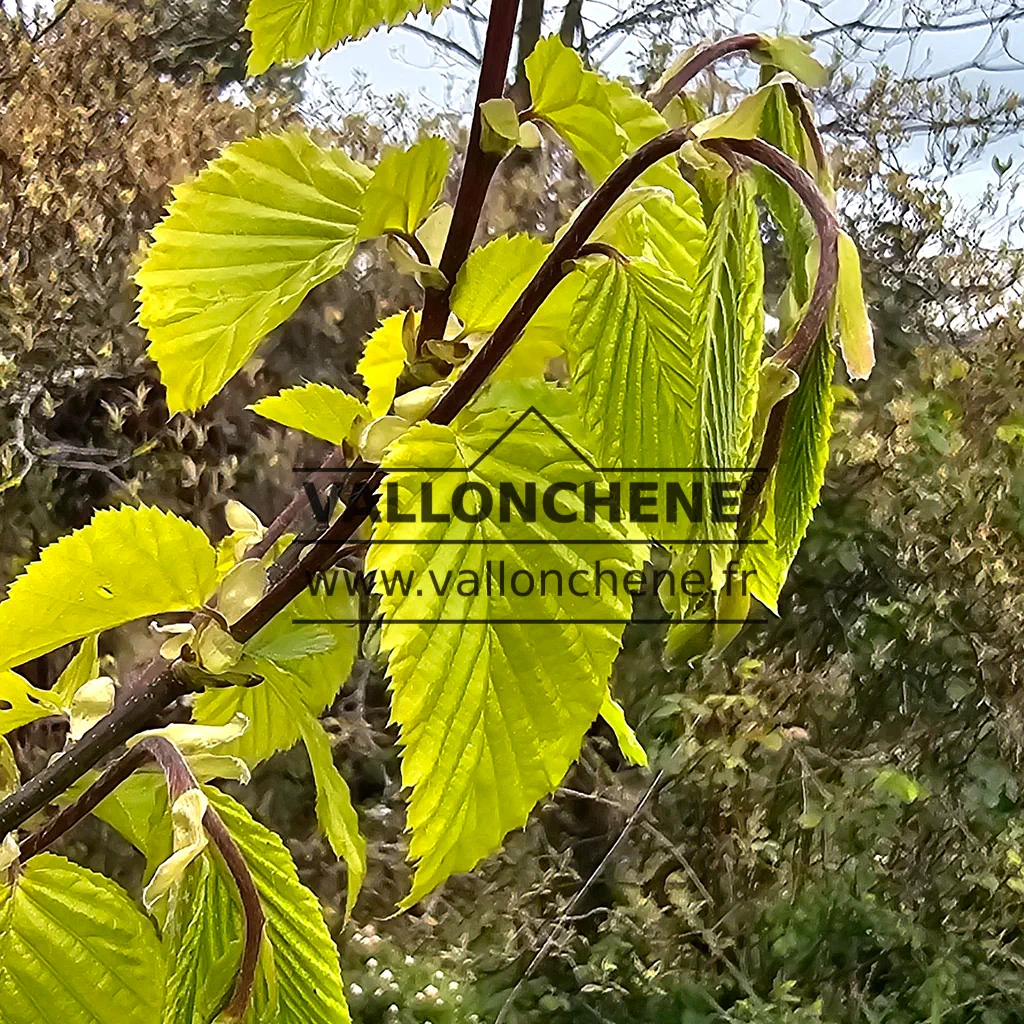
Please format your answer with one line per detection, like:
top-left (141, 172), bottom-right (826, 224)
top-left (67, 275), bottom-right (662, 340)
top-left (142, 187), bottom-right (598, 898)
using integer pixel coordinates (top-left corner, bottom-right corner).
top-left (647, 33), bottom-right (764, 111)
top-left (416, 0), bottom-right (521, 345)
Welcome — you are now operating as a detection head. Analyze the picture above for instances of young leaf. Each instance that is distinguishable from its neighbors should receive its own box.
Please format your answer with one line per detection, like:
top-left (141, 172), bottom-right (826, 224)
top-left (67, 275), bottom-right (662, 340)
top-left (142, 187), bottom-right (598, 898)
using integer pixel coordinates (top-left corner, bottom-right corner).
top-left (525, 36), bottom-right (628, 182)
top-left (774, 335), bottom-right (836, 564)
top-left (204, 788), bottom-right (352, 1024)
top-left (0, 736), bottom-right (18, 800)
top-left (754, 85), bottom-right (816, 305)
top-left (137, 132), bottom-right (370, 413)
top-left (251, 383), bottom-right (370, 446)
top-left (600, 694), bottom-right (648, 767)
top-left (246, 0), bottom-right (449, 75)
top-left (836, 231), bottom-right (875, 380)
top-left (479, 98), bottom-right (522, 156)
top-left (193, 585), bottom-right (359, 767)
top-left (526, 36), bottom-right (702, 215)
top-left (692, 177), bottom-right (765, 564)
top-left (568, 256), bottom-right (701, 476)
top-left (451, 233), bottom-right (550, 334)
top-left (358, 137), bottom-right (450, 240)
top-left (0, 854), bottom-right (166, 1024)
top-left (0, 505), bottom-right (217, 671)
top-left (694, 79), bottom-right (787, 143)
top-left (160, 854), bottom-right (244, 1024)
top-left (297, 713), bottom-right (367, 921)
top-left (357, 312), bottom-right (412, 417)
top-left (368, 409), bottom-right (645, 905)
top-left (754, 35), bottom-right (830, 88)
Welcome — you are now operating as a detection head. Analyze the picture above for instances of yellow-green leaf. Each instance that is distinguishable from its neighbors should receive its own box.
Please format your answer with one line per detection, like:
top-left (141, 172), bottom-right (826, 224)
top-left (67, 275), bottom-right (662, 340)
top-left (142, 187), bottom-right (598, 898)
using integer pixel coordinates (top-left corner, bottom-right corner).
top-left (0, 671), bottom-right (63, 735)
top-left (568, 255), bottom-right (701, 475)
top-left (526, 36), bottom-right (628, 183)
top-left (159, 853), bottom-right (243, 1024)
top-left (357, 312), bottom-right (411, 417)
top-left (836, 231), bottom-right (875, 380)
top-left (692, 177), bottom-right (765, 568)
top-left (246, 0), bottom-right (449, 75)
top-left (193, 583), bottom-right (359, 767)
top-left (51, 635), bottom-right (100, 707)
top-left (600, 694), bottom-right (648, 767)
top-left (137, 131), bottom-right (370, 413)
top-left (368, 408), bottom-right (646, 905)
top-left (0, 505), bottom-right (217, 671)
top-left (0, 854), bottom-right (166, 1024)
top-left (754, 34), bottom-right (830, 88)
top-left (205, 788), bottom-right (352, 1024)
top-left (358, 137), bottom-right (450, 240)
top-left (297, 713), bottom-right (367, 921)
top-left (251, 382), bottom-right (370, 445)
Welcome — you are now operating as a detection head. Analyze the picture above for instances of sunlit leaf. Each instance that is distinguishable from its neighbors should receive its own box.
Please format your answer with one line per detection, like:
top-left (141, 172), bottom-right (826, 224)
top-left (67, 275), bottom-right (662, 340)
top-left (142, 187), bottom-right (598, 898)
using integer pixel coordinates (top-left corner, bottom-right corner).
top-left (836, 231), bottom-right (875, 380)
top-left (137, 132), bottom-right (370, 413)
top-left (357, 312), bottom-right (412, 417)
top-left (0, 854), bottom-right (166, 1024)
top-left (297, 713), bottom-right (367, 921)
top-left (205, 788), bottom-right (352, 1024)
top-left (368, 407), bottom-right (645, 904)
top-left (0, 505), bottom-right (217, 671)
top-left (358, 137), bottom-right (450, 240)
top-left (251, 383), bottom-right (370, 446)
top-left (246, 0), bottom-right (449, 75)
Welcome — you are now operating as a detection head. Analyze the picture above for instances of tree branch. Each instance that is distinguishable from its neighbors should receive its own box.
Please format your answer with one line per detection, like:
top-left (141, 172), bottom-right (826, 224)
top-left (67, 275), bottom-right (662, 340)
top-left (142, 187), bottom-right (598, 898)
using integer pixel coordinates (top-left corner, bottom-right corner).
top-left (647, 33), bottom-right (764, 112)
top-left (416, 0), bottom-right (521, 346)
top-left (18, 736), bottom-right (265, 1024)
top-left (0, 128), bottom-right (839, 848)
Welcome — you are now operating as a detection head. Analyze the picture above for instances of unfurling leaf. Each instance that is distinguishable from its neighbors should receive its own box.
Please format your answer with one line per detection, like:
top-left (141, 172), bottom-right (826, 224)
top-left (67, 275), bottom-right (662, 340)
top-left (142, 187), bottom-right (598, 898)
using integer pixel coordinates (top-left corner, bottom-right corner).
top-left (137, 132), bottom-right (370, 412)
top-left (693, 78), bottom-right (789, 143)
top-left (0, 736), bottom-right (18, 800)
top-left (129, 712), bottom-right (250, 755)
top-left (194, 585), bottom-right (358, 768)
top-left (67, 675), bottom-right (115, 742)
top-left (568, 255), bottom-right (701, 480)
top-left (246, 0), bottom-right (450, 75)
top-left (754, 35), bottom-right (830, 88)
top-left (205, 788), bottom-right (352, 1024)
top-left (836, 231), bottom-right (875, 380)
top-left (143, 788), bottom-right (210, 908)
top-left (217, 559), bottom-right (269, 624)
top-left (297, 713), bottom-right (367, 921)
top-left (159, 853), bottom-right (244, 1024)
top-left (600, 694), bottom-right (648, 767)
top-left (479, 97), bottom-right (522, 155)
top-left (368, 406), bottom-right (645, 905)
top-left (52, 634), bottom-right (100, 706)
top-left (358, 415), bottom-right (411, 462)
top-left (692, 176), bottom-right (764, 572)
top-left (251, 383), bottom-right (370, 446)
top-left (0, 854), bottom-right (166, 1024)
top-left (358, 137), bottom-right (450, 240)
top-left (0, 505), bottom-right (217, 671)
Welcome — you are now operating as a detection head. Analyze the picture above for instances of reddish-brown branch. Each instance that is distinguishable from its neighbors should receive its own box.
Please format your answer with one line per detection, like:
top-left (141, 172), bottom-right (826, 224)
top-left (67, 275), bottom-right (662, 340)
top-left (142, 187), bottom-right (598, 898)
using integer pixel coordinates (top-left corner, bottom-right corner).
top-left (647, 33), bottom-right (764, 112)
top-left (416, 0), bottom-right (521, 345)
top-left (0, 130), bottom-right (839, 846)
top-left (18, 736), bottom-right (265, 1024)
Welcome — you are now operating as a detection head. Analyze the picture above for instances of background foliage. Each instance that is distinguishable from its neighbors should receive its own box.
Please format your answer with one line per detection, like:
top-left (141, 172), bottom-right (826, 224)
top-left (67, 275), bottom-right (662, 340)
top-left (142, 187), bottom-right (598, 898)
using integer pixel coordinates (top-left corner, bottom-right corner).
top-left (4, 1), bottom-right (1024, 1020)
